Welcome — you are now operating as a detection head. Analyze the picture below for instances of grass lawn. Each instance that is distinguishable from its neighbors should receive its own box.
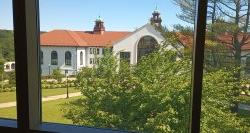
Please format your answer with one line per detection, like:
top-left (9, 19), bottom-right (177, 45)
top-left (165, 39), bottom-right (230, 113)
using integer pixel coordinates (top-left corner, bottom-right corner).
top-left (0, 96), bottom-right (80, 124)
top-left (0, 87), bottom-right (79, 103)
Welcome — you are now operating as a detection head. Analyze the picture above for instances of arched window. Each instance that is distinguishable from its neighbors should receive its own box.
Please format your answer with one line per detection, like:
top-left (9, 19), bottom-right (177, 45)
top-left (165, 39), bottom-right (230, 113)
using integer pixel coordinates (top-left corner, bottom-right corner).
top-left (246, 57), bottom-right (250, 73)
top-left (80, 51), bottom-right (83, 65)
top-left (40, 51), bottom-right (43, 64)
top-left (51, 51), bottom-right (58, 65)
top-left (137, 36), bottom-right (158, 61)
top-left (6, 64), bottom-right (10, 70)
top-left (11, 63), bottom-right (15, 69)
top-left (65, 51), bottom-right (72, 66)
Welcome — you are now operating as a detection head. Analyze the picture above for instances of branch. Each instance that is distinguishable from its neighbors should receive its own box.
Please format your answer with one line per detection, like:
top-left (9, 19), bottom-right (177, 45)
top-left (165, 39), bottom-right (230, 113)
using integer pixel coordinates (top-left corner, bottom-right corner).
top-left (220, 1), bottom-right (236, 11)
top-left (217, 5), bottom-right (236, 19)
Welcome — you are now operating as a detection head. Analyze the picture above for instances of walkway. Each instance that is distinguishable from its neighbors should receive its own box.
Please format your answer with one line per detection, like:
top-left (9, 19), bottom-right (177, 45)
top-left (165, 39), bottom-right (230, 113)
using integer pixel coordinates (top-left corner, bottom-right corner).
top-left (0, 92), bottom-right (81, 109)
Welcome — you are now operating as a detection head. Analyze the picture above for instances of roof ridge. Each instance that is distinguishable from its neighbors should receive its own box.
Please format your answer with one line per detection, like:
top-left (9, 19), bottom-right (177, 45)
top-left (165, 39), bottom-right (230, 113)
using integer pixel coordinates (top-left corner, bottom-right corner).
top-left (66, 30), bottom-right (87, 46)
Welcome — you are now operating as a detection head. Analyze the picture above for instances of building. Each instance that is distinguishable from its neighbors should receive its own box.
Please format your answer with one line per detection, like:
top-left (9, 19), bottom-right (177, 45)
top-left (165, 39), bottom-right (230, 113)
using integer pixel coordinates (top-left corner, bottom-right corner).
top-left (40, 9), bottom-right (165, 76)
top-left (4, 61), bottom-right (15, 72)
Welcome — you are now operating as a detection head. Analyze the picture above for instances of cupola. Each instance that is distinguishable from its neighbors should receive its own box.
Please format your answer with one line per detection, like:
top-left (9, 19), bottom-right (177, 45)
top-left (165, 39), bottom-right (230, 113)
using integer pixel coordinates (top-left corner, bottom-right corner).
top-left (93, 16), bottom-right (105, 34)
top-left (150, 6), bottom-right (162, 27)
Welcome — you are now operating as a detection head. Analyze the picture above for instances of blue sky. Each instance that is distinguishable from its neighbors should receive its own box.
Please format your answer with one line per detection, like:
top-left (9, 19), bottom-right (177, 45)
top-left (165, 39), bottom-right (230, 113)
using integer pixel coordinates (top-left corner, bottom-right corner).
top-left (0, 0), bottom-right (192, 31)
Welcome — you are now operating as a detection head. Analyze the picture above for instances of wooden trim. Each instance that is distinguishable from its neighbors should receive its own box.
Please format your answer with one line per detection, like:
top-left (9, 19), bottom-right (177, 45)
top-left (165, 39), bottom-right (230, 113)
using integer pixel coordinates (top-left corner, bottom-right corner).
top-left (189, 0), bottom-right (208, 133)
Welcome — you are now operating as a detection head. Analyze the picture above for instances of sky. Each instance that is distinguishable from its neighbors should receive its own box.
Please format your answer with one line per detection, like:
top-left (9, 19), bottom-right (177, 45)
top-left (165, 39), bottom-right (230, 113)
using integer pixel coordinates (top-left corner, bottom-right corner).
top-left (0, 0), bottom-right (192, 31)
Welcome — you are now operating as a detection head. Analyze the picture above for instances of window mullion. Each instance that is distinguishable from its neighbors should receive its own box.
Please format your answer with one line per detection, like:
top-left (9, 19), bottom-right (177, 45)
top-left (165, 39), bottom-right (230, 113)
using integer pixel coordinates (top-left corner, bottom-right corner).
top-left (13, 0), bottom-right (41, 131)
top-left (189, 0), bottom-right (208, 133)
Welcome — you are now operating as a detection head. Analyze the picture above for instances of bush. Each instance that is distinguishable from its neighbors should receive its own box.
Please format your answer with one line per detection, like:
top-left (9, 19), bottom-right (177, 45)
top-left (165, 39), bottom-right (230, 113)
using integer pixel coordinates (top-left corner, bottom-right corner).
top-left (52, 68), bottom-right (63, 82)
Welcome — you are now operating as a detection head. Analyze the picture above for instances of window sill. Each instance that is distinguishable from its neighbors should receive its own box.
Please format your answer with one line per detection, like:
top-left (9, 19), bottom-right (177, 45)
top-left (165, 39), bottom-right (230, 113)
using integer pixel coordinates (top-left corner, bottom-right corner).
top-left (0, 119), bottom-right (17, 128)
top-left (40, 123), bottom-right (129, 133)
top-left (0, 120), bottom-right (129, 133)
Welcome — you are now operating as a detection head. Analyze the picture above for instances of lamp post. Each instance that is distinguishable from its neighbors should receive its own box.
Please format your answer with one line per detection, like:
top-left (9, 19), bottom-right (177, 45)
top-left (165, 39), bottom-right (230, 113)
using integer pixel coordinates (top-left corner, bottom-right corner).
top-left (65, 70), bottom-right (69, 98)
top-left (48, 64), bottom-right (51, 76)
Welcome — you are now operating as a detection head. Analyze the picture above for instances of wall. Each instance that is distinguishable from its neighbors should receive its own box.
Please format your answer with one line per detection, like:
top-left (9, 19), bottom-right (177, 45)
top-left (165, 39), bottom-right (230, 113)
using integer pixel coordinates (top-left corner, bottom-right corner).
top-left (40, 46), bottom-right (77, 76)
top-left (76, 47), bottom-right (86, 70)
top-left (113, 24), bottom-right (164, 64)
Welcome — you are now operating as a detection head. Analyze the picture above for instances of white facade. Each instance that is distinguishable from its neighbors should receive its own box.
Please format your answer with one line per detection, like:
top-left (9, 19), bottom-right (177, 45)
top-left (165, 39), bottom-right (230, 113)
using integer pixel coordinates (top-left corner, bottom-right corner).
top-left (113, 24), bottom-right (165, 64)
top-left (41, 46), bottom-right (77, 75)
top-left (4, 61), bottom-right (15, 72)
top-left (40, 24), bottom-right (164, 76)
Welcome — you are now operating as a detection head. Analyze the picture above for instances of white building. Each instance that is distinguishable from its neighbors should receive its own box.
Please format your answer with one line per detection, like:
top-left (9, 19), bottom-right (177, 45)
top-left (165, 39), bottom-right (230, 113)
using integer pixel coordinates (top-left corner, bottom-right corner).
top-left (4, 61), bottom-right (15, 72)
top-left (40, 9), bottom-right (164, 76)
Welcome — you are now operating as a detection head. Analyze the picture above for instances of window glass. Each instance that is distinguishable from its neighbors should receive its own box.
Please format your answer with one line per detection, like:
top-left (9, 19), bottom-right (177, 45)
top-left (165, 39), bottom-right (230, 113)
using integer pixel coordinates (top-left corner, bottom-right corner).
top-left (90, 48), bottom-right (93, 54)
top-left (201, 0), bottom-right (250, 132)
top-left (65, 51), bottom-right (71, 66)
top-left (40, 51), bottom-right (43, 65)
top-left (120, 51), bottom-right (131, 63)
top-left (39, 0), bottom-right (195, 132)
top-left (80, 51), bottom-right (83, 65)
top-left (0, 0), bottom-right (17, 120)
top-left (51, 51), bottom-right (58, 65)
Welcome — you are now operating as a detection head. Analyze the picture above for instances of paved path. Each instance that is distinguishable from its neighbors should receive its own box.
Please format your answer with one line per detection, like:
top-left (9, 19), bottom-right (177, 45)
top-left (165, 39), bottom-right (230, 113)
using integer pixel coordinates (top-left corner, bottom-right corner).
top-left (0, 92), bottom-right (81, 109)
top-left (238, 103), bottom-right (250, 111)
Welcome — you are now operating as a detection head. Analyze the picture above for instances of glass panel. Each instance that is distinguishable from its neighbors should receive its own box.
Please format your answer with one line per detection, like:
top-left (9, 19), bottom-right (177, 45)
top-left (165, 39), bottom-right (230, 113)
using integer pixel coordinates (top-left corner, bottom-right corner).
top-left (201, 0), bottom-right (250, 132)
top-left (120, 52), bottom-right (131, 63)
top-left (0, 0), bottom-right (17, 119)
top-left (39, 0), bottom-right (196, 132)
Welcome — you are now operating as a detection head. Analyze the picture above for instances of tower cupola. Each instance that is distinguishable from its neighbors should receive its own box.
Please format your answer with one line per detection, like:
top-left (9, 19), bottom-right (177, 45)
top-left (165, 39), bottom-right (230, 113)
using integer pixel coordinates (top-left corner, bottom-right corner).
top-left (93, 16), bottom-right (105, 34)
top-left (150, 6), bottom-right (162, 27)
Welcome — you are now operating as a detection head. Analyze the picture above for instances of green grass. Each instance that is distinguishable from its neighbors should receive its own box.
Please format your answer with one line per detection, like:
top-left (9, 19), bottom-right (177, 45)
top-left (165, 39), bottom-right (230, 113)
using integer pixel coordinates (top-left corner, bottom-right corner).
top-left (0, 96), bottom-right (80, 124)
top-left (0, 87), bottom-right (79, 103)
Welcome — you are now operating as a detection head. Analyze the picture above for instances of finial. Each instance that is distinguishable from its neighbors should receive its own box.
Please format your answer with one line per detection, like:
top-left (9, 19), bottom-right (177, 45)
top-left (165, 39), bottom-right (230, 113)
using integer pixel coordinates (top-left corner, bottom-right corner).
top-left (96, 15), bottom-right (103, 22)
top-left (155, 4), bottom-right (158, 10)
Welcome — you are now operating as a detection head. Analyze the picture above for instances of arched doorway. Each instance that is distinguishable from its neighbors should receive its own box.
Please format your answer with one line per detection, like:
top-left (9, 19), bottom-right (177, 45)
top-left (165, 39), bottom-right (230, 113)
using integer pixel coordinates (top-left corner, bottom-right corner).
top-left (137, 36), bottom-right (158, 61)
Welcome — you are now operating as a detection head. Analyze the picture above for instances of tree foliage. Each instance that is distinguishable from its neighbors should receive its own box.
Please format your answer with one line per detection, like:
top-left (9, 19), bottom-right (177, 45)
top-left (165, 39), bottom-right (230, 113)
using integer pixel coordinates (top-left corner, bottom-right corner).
top-left (0, 30), bottom-right (15, 61)
top-left (63, 47), bottom-right (249, 132)
top-left (52, 68), bottom-right (63, 82)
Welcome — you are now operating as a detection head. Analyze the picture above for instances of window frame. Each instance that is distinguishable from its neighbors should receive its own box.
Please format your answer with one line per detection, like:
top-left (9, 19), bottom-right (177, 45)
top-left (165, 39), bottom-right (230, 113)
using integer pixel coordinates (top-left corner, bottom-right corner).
top-left (120, 51), bottom-right (131, 63)
top-left (80, 51), bottom-right (83, 65)
top-left (51, 51), bottom-right (58, 65)
top-left (0, 0), bottom-right (208, 132)
top-left (65, 51), bottom-right (72, 66)
top-left (40, 51), bottom-right (43, 65)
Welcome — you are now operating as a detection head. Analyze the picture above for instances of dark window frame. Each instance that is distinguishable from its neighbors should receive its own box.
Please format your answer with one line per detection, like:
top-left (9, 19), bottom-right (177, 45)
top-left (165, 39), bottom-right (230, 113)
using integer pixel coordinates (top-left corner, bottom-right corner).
top-left (0, 0), bottom-right (208, 132)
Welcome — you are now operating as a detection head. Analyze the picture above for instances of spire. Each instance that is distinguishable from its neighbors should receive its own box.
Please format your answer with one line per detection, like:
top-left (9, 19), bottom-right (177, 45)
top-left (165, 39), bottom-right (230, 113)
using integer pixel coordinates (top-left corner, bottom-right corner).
top-left (150, 5), bottom-right (162, 27)
top-left (93, 16), bottom-right (105, 34)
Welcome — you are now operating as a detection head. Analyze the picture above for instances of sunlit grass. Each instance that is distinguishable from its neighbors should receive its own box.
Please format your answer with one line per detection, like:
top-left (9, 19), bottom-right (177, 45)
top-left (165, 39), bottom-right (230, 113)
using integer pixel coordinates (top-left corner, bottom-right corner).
top-left (0, 96), bottom-right (80, 124)
top-left (0, 87), bottom-right (79, 103)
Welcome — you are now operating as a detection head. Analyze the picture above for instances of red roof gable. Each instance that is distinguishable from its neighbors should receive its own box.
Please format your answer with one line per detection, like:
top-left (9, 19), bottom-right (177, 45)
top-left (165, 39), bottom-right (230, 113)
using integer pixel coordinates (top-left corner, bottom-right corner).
top-left (40, 30), bottom-right (131, 47)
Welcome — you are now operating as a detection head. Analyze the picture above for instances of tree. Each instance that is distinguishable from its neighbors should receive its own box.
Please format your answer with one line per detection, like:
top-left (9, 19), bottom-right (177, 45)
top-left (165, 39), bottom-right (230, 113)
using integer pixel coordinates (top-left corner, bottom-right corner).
top-left (174, 0), bottom-right (250, 79)
top-left (52, 68), bottom-right (63, 82)
top-left (173, 0), bottom-right (220, 25)
top-left (62, 46), bottom-right (249, 132)
top-left (0, 30), bottom-right (15, 61)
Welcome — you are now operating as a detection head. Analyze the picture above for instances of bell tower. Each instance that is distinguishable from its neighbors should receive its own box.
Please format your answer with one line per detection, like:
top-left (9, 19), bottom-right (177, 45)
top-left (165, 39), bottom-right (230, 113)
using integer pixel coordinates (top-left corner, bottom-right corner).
top-left (150, 6), bottom-right (162, 27)
top-left (93, 16), bottom-right (105, 34)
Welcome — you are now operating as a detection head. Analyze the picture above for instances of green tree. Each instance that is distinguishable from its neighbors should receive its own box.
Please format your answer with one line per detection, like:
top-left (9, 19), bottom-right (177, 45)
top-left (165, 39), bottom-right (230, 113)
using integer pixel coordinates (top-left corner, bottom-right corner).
top-left (52, 68), bottom-right (63, 82)
top-left (174, 0), bottom-right (250, 79)
top-left (8, 71), bottom-right (16, 85)
top-left (0, 30), bottom-right (15, 61)
top-left (63, 47), bottom-right (249, 132)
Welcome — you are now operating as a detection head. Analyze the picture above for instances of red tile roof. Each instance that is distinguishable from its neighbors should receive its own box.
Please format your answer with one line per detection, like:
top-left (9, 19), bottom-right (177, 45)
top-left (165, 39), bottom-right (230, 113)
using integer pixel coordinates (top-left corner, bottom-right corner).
top-left (177, 33), bottom-right (250, 51)
top-left (40, 30), bottom-right (131, 47)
